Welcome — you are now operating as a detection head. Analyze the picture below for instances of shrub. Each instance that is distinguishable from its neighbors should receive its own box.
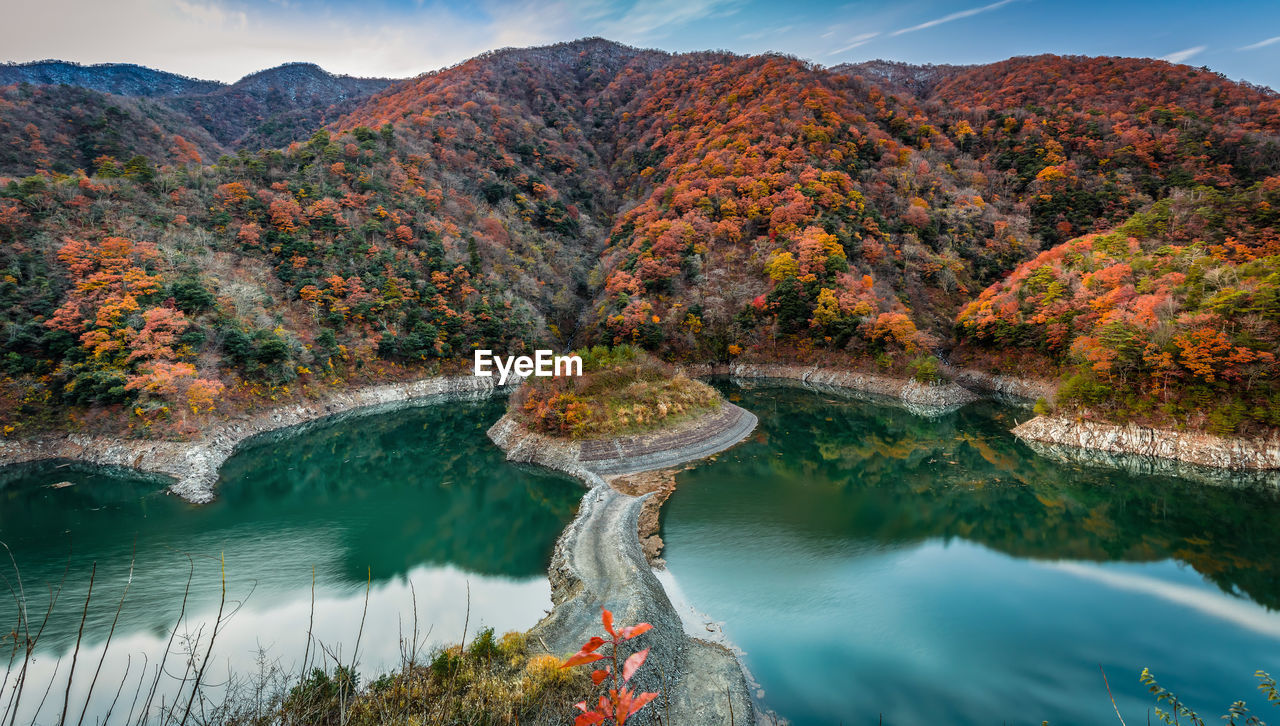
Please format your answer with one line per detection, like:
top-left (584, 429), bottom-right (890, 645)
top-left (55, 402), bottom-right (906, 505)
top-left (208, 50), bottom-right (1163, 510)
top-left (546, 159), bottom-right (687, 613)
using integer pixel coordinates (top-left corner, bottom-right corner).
top-left (561, 608), bottom-right (660, 726)
top-left (469, 627), bottom-right (501, 662)
top-left (909, 355), bottom-right (946, 384)
top-left (512, 346), bottom-right (721, 438)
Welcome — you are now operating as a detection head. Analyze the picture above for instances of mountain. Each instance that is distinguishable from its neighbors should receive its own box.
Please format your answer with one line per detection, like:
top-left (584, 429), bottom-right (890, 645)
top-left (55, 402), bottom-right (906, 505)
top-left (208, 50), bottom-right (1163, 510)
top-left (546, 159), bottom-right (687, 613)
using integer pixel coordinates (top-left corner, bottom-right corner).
top-left (831, 59), bottom-right (967, 97)
top-left (0, 39), bottom-right (1276, 437)
top-left (0, 60), bottom-right (223, 97)
top-left (0, 83), bottom-right (223, 176)
top-left (168, 62), bottom-right (395, 147)
top-left (0, 60), bottom-right (397, 172)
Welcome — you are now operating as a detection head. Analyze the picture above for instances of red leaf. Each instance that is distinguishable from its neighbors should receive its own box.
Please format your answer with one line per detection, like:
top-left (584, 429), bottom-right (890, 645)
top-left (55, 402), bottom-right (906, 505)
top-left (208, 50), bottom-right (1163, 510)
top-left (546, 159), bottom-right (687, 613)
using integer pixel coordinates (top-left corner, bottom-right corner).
top-left (628, 691), bottom-right (659, 716)
top-left (622, 648), bottom-right (648, 683)
top-left (615, 688), bottom-right (633, 726)
top-left (598, 694), bottom-right (614, 719)
top-left (562, 651), bottom-right (605, 668)
top-left (602, 608), bottom-right (616, 638)
top-left (574, 713), bottom-right (605, 726)
top-left (618, 623), bottom-right (653, 641)
top-left (591, 668), bottom-right (609, 685)
top-left (580, 636), bottom-right (606, 653)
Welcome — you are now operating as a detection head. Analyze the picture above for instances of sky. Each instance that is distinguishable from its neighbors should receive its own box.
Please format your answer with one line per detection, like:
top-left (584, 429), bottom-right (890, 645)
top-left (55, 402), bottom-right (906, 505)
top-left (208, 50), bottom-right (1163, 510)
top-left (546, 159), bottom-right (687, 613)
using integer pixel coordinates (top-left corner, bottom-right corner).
top-left (2, 0), bottom-right (1279, 90)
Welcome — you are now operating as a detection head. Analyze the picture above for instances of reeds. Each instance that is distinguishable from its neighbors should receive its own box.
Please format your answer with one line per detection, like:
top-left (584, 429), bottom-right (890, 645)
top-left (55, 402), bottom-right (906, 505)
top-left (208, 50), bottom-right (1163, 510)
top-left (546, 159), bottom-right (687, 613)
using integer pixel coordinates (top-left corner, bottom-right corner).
top-left (2, 547), bottom-right (590, 726)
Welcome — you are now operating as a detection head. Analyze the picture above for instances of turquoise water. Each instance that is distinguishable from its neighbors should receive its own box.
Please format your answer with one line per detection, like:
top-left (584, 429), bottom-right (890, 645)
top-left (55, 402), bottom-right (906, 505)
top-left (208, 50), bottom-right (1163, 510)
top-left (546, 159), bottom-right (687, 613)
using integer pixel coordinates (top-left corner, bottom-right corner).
top-left (662, 383), bottom-right (1280, 726)
top-left (5, 385), bottom-right (1280, 725)
top-left (0, 396), bottom-right (582, 722)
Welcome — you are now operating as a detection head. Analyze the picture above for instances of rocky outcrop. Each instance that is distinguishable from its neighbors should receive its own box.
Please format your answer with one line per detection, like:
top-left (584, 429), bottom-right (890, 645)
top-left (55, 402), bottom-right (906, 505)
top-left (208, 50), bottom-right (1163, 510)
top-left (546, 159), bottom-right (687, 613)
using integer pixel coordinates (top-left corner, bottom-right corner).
top-left (487, 402), bottom-right (758, 478)
top-left (0, 375), bottom-right (511, 503)
top-left (948, 367), bottom-right (1057, 405)
top-left (1013, 415), bottom-right (1280, 485)
top-left (693, 362), bottom-right (980, 416)
top-left (609, 470), bottom-right (679, 566)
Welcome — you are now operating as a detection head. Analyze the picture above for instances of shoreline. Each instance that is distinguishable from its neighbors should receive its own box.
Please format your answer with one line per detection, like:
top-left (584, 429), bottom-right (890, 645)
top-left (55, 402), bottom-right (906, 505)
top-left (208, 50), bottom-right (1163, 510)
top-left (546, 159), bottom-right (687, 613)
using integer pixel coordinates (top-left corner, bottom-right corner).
top-left (1013, 415), bottom-right (1280, 480)
top-left (689, 361), bottom-right (981, 415)
top-left (946, 366), bottom-right (1057, 405)
top-left (4, 363), bottom-right (1276, 501)
top-left (0, 375), bottom-right (510, 503)
top-left (720, 364), bottom-right (1278, 479)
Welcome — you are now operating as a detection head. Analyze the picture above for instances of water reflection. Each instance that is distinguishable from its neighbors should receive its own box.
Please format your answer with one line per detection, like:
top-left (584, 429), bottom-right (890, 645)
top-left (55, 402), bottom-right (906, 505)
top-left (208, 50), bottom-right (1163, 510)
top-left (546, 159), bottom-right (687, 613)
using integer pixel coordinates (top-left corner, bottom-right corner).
top-left (702, 381), bottom-right (1280, 609)
top-left (663, 382), bottom-right (1280, 726)
top-left (0, 396), bottom-right (582, 722)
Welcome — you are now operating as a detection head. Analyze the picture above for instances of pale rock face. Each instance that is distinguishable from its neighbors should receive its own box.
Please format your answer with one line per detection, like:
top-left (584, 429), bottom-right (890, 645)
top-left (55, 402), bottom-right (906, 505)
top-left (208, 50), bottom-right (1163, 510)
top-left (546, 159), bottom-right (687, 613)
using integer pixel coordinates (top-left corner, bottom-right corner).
top-left (487, 402), bottom-right (758, 478)
top-left (1012, 415), bottom-right (1280, 477)
top-left (710, 362), bottom-right (981, 416)
top-left (948, 367), bottom-right (1058, 405)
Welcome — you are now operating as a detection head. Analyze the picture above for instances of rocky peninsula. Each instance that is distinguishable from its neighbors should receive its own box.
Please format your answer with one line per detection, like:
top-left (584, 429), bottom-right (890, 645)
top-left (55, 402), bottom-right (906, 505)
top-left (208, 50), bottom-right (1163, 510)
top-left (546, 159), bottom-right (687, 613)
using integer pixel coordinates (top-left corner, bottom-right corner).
top-left (488, 349), bottom-right (761, 724)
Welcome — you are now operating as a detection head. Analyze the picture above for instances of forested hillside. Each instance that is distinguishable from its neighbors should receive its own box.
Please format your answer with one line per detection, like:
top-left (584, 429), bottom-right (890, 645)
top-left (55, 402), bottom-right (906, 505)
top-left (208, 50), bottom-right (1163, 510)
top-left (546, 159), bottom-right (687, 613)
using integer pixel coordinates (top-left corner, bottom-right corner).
top-left (0, 60), bottom-right (393, 176)
top-left (0, 60), bottom-right (222, 97)
top-left (0, 40), bottom-right (1276, 436)
top-left (0, 83), bottom-right (223, 176)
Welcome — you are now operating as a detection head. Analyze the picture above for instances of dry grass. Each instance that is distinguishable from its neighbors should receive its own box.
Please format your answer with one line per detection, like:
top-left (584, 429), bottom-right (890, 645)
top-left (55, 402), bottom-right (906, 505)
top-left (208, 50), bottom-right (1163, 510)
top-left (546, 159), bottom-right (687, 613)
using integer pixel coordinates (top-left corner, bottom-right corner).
top-left (259, 629), bottom-right (593, 726)
top-left (512, 345), bottom-right (722, 438)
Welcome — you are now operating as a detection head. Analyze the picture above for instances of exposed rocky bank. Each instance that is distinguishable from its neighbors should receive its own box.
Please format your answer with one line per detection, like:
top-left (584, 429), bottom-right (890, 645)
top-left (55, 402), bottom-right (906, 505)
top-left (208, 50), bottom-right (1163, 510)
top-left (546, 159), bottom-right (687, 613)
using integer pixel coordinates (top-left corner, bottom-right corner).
top-left (947, 366), bottom-right (1057, 404)
top-left (0, 375), bottom-right (507, 503)
top-left (530, 481), bottom-right (756, 725)
top-left (690, 362), bottom-right (981, 415)
top-left (1013, 415), bottom-right (1280, 485)
top-left (487, 401), bottom-right (758, 477)
top-left (610, 469), bottom-right (679, 566)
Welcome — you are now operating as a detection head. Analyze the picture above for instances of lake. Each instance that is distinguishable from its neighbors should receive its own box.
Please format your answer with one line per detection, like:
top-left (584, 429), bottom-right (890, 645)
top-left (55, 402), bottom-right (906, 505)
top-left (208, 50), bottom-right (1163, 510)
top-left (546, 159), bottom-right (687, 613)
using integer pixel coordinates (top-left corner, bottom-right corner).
top-left (661, 382), bottom-right (1280, 725)
top-left (0, 395), bottom-right (582, 724)
top-left (4, 384), bottom-right (1279, 725)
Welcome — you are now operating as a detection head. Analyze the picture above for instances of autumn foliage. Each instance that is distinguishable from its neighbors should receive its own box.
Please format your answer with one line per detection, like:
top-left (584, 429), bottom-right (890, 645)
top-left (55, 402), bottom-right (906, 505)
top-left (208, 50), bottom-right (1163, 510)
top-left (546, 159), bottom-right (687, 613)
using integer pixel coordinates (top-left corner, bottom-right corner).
top-left (2, 40), bottom-right (1279, 436)
top-left (957, 182), bottom-right (1280, 433)
top-left (513, 346), bottom-right (721, 438)
top-left (561, 608), bottom-right (659, 726)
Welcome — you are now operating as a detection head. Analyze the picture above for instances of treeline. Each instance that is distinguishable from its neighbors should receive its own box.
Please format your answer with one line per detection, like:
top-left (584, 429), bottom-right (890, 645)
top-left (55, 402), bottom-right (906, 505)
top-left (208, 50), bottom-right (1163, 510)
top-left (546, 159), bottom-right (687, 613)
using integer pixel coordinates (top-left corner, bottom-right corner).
top-left (1, 40), bottom-right (1278, 434)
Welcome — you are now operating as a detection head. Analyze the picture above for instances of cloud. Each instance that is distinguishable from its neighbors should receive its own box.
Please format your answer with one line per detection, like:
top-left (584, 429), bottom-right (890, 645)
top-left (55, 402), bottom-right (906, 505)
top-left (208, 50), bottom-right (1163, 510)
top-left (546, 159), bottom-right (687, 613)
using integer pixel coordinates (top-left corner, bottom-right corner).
top-left (0, 0), bottom-right (754, 81)
top-left (591, 0), bottom-right (743, 43)
top-left (741, 25), bottom-right (792, 41)
top-left (1161, 45), bottom-right (1207, 64)
top-left (827, 32), bottom-right (879, 56)
top-left (889, 0), bottom-right (1018, 37)
top-left (1046, 563), bottom-right (1280, 639)
top-left (0, 0), bottom-right (587, 81)
top-left (1239, 35), bottom-right (1280, 51)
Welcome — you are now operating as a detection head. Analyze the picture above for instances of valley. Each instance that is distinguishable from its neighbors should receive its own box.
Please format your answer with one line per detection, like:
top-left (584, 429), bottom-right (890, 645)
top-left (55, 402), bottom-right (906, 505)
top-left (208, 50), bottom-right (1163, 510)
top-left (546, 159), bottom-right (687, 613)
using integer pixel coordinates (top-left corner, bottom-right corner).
top-left (1, 39), bottom-right (1276, 449)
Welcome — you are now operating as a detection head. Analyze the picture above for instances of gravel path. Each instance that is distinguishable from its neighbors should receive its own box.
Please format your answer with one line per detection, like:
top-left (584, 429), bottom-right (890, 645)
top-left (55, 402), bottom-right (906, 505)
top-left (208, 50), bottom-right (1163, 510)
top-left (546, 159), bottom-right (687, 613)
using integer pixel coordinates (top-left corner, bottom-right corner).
top-left (531, 482), bottom-right (756, 725)
top-left (490, 402), bottom-right (760, 723)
